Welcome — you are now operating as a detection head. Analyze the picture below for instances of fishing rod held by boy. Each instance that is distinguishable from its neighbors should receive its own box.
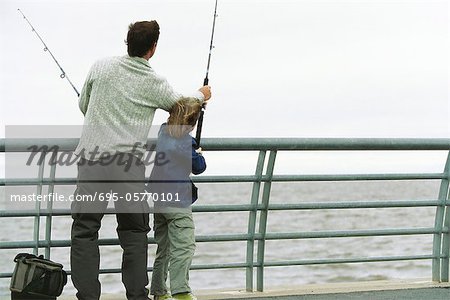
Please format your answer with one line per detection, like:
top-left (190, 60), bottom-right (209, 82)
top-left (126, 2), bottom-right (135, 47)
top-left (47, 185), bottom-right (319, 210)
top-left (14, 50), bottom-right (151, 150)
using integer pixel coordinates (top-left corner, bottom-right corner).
top-left (195, 0), bottom-right (219, 148)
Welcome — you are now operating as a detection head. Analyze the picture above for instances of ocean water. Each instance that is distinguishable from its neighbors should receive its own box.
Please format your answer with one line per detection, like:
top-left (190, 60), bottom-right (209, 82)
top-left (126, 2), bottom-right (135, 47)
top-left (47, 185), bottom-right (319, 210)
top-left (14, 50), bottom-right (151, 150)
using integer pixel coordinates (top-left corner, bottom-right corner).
top-left (0, 180), bottom-right (441, 296)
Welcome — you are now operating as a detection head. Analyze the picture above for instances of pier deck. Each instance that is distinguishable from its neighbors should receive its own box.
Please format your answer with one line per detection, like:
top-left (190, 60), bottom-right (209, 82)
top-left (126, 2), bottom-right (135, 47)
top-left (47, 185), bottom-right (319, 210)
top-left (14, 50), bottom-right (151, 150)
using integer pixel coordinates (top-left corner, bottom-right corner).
top-left (57, 280), bottom-right (450, 300)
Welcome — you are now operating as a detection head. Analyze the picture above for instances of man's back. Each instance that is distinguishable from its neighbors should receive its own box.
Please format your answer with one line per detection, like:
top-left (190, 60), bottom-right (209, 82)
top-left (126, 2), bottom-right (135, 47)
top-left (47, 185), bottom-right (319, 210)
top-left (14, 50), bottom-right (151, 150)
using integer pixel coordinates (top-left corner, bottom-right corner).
top-left (75, 55), bottom-right (182, 160)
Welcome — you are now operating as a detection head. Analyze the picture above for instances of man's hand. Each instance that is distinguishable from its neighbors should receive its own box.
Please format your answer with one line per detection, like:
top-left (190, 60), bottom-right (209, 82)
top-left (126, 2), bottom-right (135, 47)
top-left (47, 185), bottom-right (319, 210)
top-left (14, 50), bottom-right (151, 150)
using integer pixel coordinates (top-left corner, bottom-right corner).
top-left (195, 147), bottom-right (203, 154)
top-left (199, 86), bottom-right (212, 101)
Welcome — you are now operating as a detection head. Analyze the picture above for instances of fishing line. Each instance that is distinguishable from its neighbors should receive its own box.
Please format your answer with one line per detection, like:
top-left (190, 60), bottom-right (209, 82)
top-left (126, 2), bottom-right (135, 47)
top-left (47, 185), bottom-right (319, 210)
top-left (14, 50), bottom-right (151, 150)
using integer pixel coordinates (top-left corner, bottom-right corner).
top-left (195, 0), bottom-right (218, 147)
top-left (18, 9), bottom-right (80, 97)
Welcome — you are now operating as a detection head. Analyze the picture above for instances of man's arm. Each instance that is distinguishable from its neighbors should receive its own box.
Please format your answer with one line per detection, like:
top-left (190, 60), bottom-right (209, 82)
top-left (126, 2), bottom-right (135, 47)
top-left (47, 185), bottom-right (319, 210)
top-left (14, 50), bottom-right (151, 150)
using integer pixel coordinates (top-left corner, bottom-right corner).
top-left (152, 74), bottom-right (211, 111)
top-left (78, 67), bottom-right (95, 115)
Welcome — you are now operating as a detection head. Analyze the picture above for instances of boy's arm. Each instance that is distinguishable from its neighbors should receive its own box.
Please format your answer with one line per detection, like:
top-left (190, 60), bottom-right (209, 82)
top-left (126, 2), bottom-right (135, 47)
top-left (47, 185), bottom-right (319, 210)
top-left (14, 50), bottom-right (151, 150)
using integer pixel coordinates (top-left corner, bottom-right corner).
top-left (191, 138), bottom-right (206, 175)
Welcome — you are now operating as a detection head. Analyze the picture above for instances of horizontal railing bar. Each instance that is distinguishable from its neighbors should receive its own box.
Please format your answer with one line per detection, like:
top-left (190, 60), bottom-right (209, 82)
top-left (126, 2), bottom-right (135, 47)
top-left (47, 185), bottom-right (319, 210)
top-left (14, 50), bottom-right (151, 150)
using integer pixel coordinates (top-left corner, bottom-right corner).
top-left (189, 262), bottom-right (249, 270)
top-left (195, 234), bottom-right (250, 242)
top-left (263, 254), bottom-right (435, 267)
top-left (263, 227), bottom-right (441, 240)
top-left (0, 208), bottom-right (117, 217)
top-left (267, 200), bottom-right (443, 210)
top-left (89, 263), bottom-right (252, 275)
top-left (0, 176), bottom-right (258, 186)
top-left (90, 262), bottom-right (252, 274)
top-left (1, 227), bottom-right (444, 250)
top-left (195, 205), bottom-right (254, 212)
top-left (1, 138), bottom-right (81, 152)
top-left (0, 254), bottom-right (439, 279)
top-left (2, 138), bottom-right (450, 152)
top-left (95, 263), bottom-right (252, 274)
top-left (0, 238), bottom-right (125, 249)
top-left (0, 262), bottom-right (251, 278)
top-left (179, 173), bottom-right (446, 182)
top-left (0, 205), bottom-right (254, 217)
top-left (1, 173), bottom-right (445, 187)
top-left (0, 272), bottom-right (15, 278)
top-left (1, 200), bottom-right (444, 218)
top-left (0, 234), bottom-right (251, 249)
top-left (201, 138), bottom-right (450, 151)
top-left (271, 173), bottom-right (445, 181)
top-left (2, 199), bottom-right (446, 218)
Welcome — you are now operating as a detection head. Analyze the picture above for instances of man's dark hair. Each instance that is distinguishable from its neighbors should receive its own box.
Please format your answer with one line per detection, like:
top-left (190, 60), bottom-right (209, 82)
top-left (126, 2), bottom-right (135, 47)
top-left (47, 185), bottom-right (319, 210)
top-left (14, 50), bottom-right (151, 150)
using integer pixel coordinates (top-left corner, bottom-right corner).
top-left (126, 21), bottom-right (160, 57)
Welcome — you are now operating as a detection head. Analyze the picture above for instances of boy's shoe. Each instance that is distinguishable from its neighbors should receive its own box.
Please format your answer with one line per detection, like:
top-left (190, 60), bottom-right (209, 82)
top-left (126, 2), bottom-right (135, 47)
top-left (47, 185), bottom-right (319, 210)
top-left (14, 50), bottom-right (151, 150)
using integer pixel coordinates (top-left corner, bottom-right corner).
top-left (154, 293), bottom-right (173, 300)
top-left (172, 292), bottom-right (197, 300)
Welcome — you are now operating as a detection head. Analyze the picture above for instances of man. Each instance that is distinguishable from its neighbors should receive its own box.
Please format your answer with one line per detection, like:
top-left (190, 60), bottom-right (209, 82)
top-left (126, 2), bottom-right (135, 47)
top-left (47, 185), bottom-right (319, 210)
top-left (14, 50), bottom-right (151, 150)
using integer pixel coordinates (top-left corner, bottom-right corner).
top-left (71, 21), bottom-right (211, 300)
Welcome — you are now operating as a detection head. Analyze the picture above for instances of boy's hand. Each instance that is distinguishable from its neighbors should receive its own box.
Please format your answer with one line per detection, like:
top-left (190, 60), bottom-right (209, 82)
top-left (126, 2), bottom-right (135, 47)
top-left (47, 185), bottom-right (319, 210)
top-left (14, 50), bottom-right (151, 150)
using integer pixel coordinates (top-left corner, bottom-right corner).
top-left (199, 86), bottom-right (211, 101)
top-left (195, 147), bottom-right (203, 154)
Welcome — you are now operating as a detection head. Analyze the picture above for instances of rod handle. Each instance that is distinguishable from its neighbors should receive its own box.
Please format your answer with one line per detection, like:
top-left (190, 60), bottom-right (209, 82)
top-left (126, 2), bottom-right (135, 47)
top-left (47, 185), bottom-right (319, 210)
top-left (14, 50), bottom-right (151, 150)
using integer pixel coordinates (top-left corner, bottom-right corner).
top-left (195, 110), bottom-right (205, 149)
top-left (196, 77), bottom-right (209, 148)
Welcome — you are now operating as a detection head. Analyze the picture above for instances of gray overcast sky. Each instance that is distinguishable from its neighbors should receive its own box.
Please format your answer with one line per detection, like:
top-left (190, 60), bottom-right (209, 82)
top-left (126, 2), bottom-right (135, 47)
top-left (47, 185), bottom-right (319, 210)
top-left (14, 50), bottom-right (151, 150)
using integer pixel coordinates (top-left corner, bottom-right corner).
top-left (0, 0), bottom-right (448, 139)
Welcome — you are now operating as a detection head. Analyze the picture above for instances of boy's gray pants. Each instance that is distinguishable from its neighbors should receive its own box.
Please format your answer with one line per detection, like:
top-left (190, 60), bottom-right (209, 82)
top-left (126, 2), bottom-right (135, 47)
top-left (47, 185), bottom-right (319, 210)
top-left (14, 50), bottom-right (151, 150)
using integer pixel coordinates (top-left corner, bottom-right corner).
top-left (150, 212), bottom-right (196, 296)
top-left (71, 154), bottom-right (151, 300)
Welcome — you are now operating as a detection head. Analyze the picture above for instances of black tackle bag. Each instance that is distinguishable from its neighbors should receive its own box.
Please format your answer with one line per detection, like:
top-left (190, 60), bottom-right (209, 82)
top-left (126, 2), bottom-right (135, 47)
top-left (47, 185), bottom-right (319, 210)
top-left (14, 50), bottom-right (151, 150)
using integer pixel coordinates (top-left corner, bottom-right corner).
top-left (10, 253), bottom-right (67, 300)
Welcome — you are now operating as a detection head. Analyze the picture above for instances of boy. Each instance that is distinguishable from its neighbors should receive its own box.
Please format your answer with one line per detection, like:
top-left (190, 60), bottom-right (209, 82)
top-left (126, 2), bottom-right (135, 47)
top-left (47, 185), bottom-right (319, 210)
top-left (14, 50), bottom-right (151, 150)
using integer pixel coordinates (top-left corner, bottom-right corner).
top-left (149, 98), bottom-right (206, 300)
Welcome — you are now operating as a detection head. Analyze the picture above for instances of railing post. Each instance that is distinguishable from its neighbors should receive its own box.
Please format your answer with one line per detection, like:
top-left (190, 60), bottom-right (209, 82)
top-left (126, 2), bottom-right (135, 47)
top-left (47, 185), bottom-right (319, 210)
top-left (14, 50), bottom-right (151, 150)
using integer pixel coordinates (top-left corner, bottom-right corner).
top-left (34, 151), bottom-right (46, 255)
top-left (256, 150), bottom-right (277, 292)
top-left (439, 151), bottom-right (450, 281)
top-left (246, 151), bottom-right (266, 292)
top-left (432, 151), bottom-right (450, 281)
top-left (44, 150), bottom-right (58, 259)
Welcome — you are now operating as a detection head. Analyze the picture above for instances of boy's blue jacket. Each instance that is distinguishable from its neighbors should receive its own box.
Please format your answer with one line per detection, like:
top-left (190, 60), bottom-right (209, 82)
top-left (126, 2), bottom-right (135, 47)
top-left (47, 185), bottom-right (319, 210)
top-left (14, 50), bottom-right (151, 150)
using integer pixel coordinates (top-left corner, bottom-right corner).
top-left (148, 124), bottom-right (206, 207)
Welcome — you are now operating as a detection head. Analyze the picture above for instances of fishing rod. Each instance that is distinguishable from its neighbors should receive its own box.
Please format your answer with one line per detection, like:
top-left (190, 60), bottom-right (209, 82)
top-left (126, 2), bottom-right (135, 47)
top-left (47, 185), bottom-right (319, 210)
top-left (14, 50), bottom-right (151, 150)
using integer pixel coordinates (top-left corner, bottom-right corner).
top-left (17, 9), bottom-right (80, 97)
top-left (195, 0), bottom-right (218, 147)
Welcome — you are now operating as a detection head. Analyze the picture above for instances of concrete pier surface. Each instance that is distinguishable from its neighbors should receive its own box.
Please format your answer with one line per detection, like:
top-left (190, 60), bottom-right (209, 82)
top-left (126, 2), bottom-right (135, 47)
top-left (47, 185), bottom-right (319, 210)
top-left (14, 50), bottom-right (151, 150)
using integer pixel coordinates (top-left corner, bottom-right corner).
top-left (57, 279), bottom-right (450, 300)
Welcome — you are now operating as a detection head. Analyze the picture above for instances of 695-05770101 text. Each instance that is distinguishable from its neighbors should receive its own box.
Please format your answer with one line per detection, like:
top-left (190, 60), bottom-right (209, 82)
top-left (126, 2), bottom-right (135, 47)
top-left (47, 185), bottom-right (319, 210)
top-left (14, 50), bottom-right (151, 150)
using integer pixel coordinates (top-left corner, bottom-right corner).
top-left (9, 191), bottom-right (180, 203)
top-left (74, 191), bottom-right (181, 202)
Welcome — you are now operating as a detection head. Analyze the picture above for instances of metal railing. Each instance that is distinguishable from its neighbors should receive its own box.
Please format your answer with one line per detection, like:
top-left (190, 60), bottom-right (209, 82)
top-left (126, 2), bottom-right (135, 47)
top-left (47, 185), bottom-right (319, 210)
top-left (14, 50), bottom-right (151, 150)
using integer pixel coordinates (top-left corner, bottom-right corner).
top-left (0, 138), bottom-right (449, 292)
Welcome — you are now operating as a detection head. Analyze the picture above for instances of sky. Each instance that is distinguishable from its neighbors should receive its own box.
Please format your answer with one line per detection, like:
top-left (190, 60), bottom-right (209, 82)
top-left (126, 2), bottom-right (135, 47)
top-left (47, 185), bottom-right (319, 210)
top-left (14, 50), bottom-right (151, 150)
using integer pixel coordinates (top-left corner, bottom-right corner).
top-left (0, 0), bottom-right (449, 174)
top-left (1, 0), bottom-right (448, 138)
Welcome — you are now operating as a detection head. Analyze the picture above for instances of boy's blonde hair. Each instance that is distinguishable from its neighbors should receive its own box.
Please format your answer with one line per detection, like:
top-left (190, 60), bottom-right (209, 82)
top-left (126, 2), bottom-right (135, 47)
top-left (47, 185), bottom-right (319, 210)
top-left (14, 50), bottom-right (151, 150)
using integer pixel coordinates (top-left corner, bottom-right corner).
top-left (167, 97), bottom-right (202, 138)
